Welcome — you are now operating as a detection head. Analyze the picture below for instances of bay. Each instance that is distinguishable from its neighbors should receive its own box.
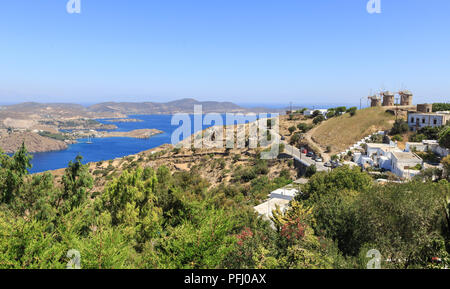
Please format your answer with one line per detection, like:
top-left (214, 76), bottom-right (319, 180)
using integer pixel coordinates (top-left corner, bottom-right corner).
top-left (28, 114), bottom-right (267, 173)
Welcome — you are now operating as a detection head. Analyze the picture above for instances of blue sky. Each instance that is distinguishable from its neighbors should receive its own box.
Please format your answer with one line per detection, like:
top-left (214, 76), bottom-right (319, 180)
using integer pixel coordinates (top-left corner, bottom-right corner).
top-left (0, 0), bottom-right (449, 106)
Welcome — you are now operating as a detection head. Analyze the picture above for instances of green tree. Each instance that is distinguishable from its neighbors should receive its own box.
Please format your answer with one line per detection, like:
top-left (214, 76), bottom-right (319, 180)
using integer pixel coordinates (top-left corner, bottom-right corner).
top-left (0, 143), bottom-right (32, 205)
top-left (312, 110), bottom-right (321, 118)
top-left (313, 115), bottom-right (325, 125)
top-left (326, 110), bottom-right (336, 119)
top-left (390, 119), bottom-right (409, 135)
top-left (433, 103), bottom-right (450, 112)
top-left (99, 167), bottom-right (162, 245)
top-left (305, 164), bottom-right (317, 178)
top-left (439, 126), bottom-right (450, 149)
top-left (151, 206), bottom-right (236, 269)
top-left (335, 107), bottom-right (347, 116)
top-left (298, 165), bottom-right (372, 202)
top-left (347, 107), bottom-right (357, 117)
top-left (354, 182), bottom-right (448, 268)
top-left (288, 126), bottom-right (296, 135)
top-left (58, 155), bottom-right (93, 214)
top-left (297, 123), bottom-right (311, 132)
top-left (442, 156), bottom-right (450, 180)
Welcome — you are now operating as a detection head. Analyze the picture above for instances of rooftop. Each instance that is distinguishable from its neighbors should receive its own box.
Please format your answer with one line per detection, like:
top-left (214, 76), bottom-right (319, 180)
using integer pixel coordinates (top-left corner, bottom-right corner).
top-left (409, 112), bottom-right (450, 117)
top-left (366, 143), bottom-right (396, 149)
top-left (392, 151), bottom-right (422, 162)
top-left (254, 198), bottom-right (290, 219)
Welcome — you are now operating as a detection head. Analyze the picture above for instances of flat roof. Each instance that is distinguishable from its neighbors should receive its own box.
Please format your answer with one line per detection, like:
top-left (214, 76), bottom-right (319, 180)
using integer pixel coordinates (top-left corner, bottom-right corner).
top-left (366, 143), bottom-right (395, 148)
top-left (392, 151), bottom-right (422, 162)
top-left (254, 198), bottom-right (290, 219)
top-left (270, 188), bottom-right (298, 199)
top-left (408, 112), bottom-right (449, 117)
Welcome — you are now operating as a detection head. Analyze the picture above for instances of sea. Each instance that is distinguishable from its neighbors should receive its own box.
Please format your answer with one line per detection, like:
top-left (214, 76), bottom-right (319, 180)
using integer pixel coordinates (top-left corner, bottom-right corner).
top-left (28, 114), bottom-right (272, 173)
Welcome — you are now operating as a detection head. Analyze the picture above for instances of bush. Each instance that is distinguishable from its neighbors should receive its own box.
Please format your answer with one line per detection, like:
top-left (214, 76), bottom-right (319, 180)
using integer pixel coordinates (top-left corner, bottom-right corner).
top-left (305, 165), bottom-right (317, 178)
top-left (347, 107), bottom-right (357, 117)
top-left (279, 143), bottom-right (285, 153)
top-left (432, 103), bottom-right (450, 112)
top-left (390, 119), bottom-right (409, 135)
top-left (290, 132), bottom-right (302, 145)
top-left (288, 126), bottom-right (297, 135)
top-left (391, 135), bottom-right (403, 142)
top-left (297, 123), bottom-right (309, 132)
top-left (326, 110), bottom-right (336, 119)
top-left (409, 133), bottom-right (427, 143)
top-left (313, 115), bottom-right (325, 125)
top-left (439, 126), bottom-right (450, 149)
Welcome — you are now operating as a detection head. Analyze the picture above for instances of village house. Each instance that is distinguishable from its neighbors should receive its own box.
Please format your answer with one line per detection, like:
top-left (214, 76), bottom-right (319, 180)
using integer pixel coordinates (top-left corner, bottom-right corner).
top-left (303, 109), bottom-right (328, 117)
top-left (407, 111), bottom-right (450, 132)
top-left (405, 139), bottom-right (449, 157)
top-left (352, 141), bottom-right (424, 179)
top-left (254, 187), bottom-right (300, 221)
top-left (354, 142), bottom-right (401, 168)
top-left (391, 151), bottom-right (423, 179)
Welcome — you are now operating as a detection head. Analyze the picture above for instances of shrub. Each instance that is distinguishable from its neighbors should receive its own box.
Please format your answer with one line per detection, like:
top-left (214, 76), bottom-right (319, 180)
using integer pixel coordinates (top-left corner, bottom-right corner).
top-left (288, 126), bottom-right (296, 135)
top-left (391, 135), bottom-right (403, 142)
top-left (390, 119), bottom-right (409, 135)
top-left (305, 165), bottom-right (317, 178)
top-left (313, 115), bottom-right (325, 125)
top-left (347, 107), bottom-right (357, 117)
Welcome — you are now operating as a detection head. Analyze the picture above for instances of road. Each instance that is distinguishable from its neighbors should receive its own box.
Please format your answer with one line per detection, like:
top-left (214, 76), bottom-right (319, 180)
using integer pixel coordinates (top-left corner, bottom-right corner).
top-left (282, 141), bottom-right (328, 172)
top-left (267, 128), bottom-right (329, 172)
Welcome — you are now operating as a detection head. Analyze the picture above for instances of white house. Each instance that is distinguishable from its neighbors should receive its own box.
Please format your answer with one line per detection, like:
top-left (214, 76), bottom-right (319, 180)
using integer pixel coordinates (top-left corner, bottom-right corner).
top-left (391, 152), bottom-right (423, 179)
top-left (359, 143), bottom-right (403, 171)
top-left (407, 112), bottom-right (450, 131)
top-left (269, 188), bottom-right (298, 201)
top-left (405, 140), bottom-right (449, 157)
top-left (254, 186), bottom-right (300, 221)
top-left (303, 109), bottom-right (328, 117)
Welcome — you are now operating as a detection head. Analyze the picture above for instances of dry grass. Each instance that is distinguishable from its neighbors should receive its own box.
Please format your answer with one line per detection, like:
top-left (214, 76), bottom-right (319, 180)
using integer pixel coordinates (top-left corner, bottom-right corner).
top-left (310, 107), bottom-right (397, 154)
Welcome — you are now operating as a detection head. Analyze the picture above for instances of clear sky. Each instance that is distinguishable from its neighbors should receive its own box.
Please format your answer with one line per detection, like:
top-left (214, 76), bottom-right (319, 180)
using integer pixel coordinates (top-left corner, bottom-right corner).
top-left (1, 0), bottom-right (449, 105)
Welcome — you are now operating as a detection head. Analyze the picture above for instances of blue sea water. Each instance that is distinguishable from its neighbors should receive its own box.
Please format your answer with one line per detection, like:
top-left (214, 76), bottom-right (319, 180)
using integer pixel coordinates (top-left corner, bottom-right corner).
top-left (28, 114), bottom-right (267, 173)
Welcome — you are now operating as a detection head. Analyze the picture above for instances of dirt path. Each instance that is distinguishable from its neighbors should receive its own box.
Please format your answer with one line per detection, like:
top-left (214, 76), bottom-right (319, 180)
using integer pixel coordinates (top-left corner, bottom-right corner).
top-left (304, 126), bottom-right (330, 162)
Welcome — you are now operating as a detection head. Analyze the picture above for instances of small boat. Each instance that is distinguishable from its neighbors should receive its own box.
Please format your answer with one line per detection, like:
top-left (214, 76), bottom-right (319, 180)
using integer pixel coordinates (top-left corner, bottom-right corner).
top-left (86, 135), bottom-right (93, 144)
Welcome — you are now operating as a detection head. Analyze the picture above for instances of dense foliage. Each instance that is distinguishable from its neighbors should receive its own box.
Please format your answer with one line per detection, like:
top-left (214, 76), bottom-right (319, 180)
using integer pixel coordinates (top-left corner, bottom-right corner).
top-left (0, 145), bottom-right (449, 269)
top-left (433, 103), bottom-right (450, 113)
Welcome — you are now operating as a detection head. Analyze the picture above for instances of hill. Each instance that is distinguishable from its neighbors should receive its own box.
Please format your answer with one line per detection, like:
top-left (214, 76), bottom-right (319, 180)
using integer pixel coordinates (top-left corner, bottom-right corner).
top-left (0, 132), bottom-right (67, 154)
top-left (309, 107), bottom-right (397, 155)
top-left (0, 99), bottom-right (275, 126)
top-left (88, 98), bottom-right (251, 115)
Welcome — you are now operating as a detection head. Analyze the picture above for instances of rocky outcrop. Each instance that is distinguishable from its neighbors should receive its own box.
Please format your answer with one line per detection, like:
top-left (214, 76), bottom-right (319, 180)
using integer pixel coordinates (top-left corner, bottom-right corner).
top-left (0, 132), bottom-right (68, 154)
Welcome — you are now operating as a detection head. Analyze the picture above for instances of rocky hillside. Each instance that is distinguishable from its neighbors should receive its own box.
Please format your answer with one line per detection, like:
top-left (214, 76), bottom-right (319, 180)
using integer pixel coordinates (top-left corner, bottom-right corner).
top-left (0, 132), bottom-right (67, 154)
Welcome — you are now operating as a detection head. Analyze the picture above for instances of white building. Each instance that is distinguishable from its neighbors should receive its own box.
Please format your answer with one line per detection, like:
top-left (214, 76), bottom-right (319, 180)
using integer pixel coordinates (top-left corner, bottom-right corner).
top-left (303, 109), bottom-right (328, 117)
top-left (366, 143), bottom-right (399, 158)
top-left (254, 186), bottom-right (300, 221)
top-left (358, 143), bottom-right (402, 170)
top-left (391, 152), bottom-right (423, 179)
top-left (405, 140), bottom-right (449, 157)
top-left (407, 112), bottom-right (450, 131)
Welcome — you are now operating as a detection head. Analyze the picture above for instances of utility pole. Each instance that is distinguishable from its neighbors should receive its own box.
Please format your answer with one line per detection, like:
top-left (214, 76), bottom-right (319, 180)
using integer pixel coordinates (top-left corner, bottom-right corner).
top-left (395, 95), bottom-right (400, 122)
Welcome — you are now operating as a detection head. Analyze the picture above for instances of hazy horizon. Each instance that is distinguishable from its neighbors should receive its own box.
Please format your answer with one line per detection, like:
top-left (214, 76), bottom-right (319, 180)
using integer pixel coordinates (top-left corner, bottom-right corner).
top-left (0, 99), bottom-right (362, 110)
